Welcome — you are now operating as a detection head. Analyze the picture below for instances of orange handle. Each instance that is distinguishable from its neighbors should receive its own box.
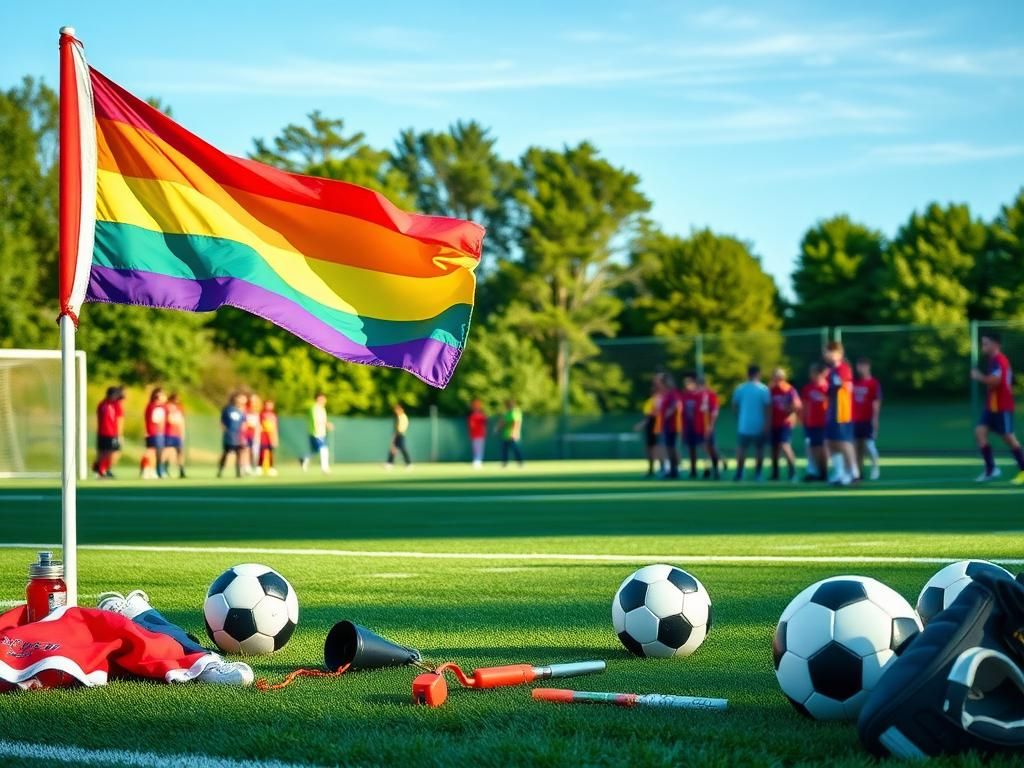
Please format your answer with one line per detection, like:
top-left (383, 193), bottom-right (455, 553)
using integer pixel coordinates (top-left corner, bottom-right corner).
top-left (469, 664), bottom-right (535, 688)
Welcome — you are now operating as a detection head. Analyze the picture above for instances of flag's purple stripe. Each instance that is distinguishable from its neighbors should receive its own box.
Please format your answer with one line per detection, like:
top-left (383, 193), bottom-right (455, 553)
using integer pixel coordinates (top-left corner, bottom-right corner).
top-left (86, 265), bottom-right (463, 388)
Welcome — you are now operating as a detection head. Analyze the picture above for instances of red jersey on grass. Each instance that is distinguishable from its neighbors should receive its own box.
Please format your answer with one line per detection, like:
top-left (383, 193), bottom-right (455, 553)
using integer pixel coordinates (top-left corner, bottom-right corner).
top-left (468, 411), bottom-right (488, 440)
top-left (852, 377), bottom-right (882, 423)
top-left (96, 398), bottom-right (123, 438)
top-left (660, 389), bottom-right (683, 433)
top-left (144, 402), bottom-right (167, 438)
top-left (0, 606), bottom-right (218, 692)
top-left (681, 389), bottom-right (705, 434)
top-left (801, 381), bottom-right (830, 429)
top-left (987, 352), bottom-right (1015, 413)
top-left (770, 383), bottom-right (801, 428)
top-left (165, 402), bottom-right (185, 438)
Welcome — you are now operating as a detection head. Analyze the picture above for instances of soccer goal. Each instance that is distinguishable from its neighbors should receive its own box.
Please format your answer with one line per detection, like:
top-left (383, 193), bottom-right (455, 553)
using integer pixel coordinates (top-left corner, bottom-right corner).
top-left (0, 349), bottom-right (87, 479)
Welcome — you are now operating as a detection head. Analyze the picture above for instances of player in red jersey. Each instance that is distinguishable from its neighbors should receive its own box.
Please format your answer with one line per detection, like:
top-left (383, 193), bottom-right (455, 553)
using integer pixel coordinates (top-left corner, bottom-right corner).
top-left (162, 393), bottom-right (186, 479)
top-left (971, 332), bottom-right (1024, 484)
top-left (141, 388), bottom-right (168, 479)
top-left (659, 374), bottom-right (682, 479)
top-left (468, 398), bottom-right (488, 469)
top-left (769, 368), bottom-right (802, 482)
top-left (823, 341), bottom-right (858, 485)
top-left (852, 358), bottom-right (883, 481)
top-left (94, 386), bottom-right (125, 479)
top-left (800, 364), bottom-right (830, 482)
top-left (680, 373), bottom-right (706, 479)
top-left (697, 376), bottom-right (724, 479)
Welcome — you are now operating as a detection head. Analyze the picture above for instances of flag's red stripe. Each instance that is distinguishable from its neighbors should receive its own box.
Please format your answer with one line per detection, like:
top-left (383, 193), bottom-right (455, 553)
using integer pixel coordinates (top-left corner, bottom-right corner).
top-left (89, 68), bottom-right (484, 259)
top-left (58, 33), bottom-right (83, 319)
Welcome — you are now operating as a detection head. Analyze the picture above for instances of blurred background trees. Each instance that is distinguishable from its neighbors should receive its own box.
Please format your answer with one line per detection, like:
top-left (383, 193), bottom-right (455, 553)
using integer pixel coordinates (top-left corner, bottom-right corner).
top-left (2, 78), bottom-right (1022, 413)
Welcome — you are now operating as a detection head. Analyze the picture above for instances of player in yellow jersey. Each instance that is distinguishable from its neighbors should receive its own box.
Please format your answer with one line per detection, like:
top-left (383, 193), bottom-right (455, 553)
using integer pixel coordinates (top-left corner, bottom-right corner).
top-left (386, 403), bottom-right (412, 469)
top-left (636, 376), bottom-right (665, 478)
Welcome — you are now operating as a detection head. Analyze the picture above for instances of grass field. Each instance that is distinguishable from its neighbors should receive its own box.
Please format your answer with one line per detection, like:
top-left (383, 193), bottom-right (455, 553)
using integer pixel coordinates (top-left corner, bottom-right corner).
top-left (0, 458), bottom-right (1022, 767)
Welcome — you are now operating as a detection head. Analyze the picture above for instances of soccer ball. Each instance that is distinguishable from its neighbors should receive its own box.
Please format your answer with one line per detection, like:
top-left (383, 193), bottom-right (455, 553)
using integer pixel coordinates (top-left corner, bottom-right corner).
top-left (203, 564), bottom-right (299, 655)
top-left (773, 575), bottom-right (921, 720)
top-left (612, 564), bottom-right (712, 658)
top-left (916, 560), bottom-right (1013, 626)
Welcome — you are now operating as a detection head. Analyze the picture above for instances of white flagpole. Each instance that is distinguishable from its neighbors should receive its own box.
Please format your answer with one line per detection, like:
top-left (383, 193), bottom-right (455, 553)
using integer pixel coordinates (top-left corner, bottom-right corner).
top-left (60, 313), bottom-right (78, 607)
top-left (58, 25), bottom-right (96, 608)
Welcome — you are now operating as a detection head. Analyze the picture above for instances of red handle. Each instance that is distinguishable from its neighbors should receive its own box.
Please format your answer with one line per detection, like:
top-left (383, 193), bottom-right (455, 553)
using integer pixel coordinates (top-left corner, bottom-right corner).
top-left (467, 664), bottom-right (534, 688)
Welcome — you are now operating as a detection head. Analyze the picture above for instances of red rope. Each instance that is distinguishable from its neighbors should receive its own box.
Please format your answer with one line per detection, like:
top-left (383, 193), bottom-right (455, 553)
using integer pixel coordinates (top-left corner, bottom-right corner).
top-left (255, 663), bottom-right (350, 691)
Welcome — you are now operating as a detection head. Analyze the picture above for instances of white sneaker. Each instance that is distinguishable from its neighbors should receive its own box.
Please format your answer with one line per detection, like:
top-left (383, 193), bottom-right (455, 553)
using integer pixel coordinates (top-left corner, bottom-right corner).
top-left (268, 468), bottom-right (278, 477)
top-left (869, 466), bottom-right (881, 481)
top-left (123, 589), bottom-right (153, 619)
top-left (96, 591), bottom-right (127, 615)
top-left (975, 467), bottom-right (1002, 482)
top-left (196, 660), bottom-right (254, 687)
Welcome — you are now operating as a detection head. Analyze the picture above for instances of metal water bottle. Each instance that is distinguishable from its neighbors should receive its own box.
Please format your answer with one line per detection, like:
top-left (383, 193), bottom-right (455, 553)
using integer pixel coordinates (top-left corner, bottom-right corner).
top-left (26, 551), bottom-right (67, 622)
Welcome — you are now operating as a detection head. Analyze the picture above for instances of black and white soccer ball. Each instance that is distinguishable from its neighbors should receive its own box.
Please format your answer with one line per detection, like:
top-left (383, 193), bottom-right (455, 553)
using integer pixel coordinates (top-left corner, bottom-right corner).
top-left (773, 575), bottom-right (921, 720)
top-left (612, 564), bottom-right (712, 658)
top-left (203, 564), bottom-right (299, 655)
top-left (916, 560), bottom-right (1013, 626)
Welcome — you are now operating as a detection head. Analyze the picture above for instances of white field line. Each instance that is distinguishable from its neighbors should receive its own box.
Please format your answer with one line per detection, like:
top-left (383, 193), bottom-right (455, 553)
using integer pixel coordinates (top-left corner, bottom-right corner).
top-left (1, 542), bottom-right (1022, 566)
top-left (0, 740), bottom-right (325, 768)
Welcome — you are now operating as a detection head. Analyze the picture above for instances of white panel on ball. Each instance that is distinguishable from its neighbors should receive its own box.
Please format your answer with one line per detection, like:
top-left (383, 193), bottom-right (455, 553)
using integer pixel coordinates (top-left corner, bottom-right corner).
top-left (232, 563), bottom-right (272, 577)
top-left (252, 597), bottom-right (289, 636)
top-left (785, 603), bottom-right (835, 659)
top-left (213, 629), bottom-right (241, 654)
top-left (623, 607), bottom-right (660, 645)
top-left (239, 633), bottom-right (276, 656)
top-left (681, 592), bottom-right (710, 628)
top-left (676, 623), bottom-right (708, 658)
top-left (805, 692), bottom-right (846, 721)
top-left (285, 588), bottom-right (299, 624)
top-left (632, 564), bottom-right (673, 584)
top-left (203, 594), bottom-right (230, 632)
top-left (644, 580), bottom-right (685, 618)
top-left (776, 652), bottom-right (814, 703)
top-left (833, 600), bottom-right (892, 656)
top-left (222, 576), bottom-right (265, 610)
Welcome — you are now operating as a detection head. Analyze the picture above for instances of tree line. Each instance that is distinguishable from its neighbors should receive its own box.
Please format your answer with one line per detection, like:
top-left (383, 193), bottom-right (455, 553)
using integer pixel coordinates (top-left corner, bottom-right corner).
top-left (2, 77), bottom-right (1022, 414)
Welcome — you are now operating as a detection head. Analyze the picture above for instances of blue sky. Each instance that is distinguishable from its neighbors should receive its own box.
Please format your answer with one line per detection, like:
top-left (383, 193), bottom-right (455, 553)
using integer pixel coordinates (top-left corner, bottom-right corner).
top-left (4, 1), bottom-right (1023, 295)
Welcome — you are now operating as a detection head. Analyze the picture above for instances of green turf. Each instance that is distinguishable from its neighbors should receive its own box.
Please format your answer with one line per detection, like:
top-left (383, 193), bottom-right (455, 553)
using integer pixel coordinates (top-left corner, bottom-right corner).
top-left (0, 459), bottom-right (1022, 767)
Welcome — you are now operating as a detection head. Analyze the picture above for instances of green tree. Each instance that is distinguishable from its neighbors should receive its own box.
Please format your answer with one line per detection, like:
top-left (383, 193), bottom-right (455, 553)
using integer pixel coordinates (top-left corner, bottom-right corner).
top-left (77, 304), bottom-right (213, 386)
top-left (0, 77), bottom-right (58, 348)
top-left (873, 202), bottom-right (987, 395)
top-left (251, 110), bottom-right (411, 206)
top-left (975, 189), bottom-right (1024, 321)
top-left (628, 227), bottom-right (783, 393)
top-left (436, 324), bottom-right (558, 416)
top-left (790, 215), bottom-right (886, 327)
top-left (391, 121), bottom-right (520, 263)
top-left (500, 143), bottom-right (650, 411)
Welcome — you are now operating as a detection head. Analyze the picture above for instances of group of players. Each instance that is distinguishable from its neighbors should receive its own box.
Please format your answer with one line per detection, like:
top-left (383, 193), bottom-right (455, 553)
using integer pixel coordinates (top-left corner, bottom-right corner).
top-left (92, 387), bottom-right (281, 480)
top-left (641, 342), bottom-right (884, 485)
top-left (640, 333), bottom-right (1024, 486)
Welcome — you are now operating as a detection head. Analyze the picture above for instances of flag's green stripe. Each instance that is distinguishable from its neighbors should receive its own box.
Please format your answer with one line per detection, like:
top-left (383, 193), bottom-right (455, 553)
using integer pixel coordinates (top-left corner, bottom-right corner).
top-left (93, 221), bottom-right (470, 349)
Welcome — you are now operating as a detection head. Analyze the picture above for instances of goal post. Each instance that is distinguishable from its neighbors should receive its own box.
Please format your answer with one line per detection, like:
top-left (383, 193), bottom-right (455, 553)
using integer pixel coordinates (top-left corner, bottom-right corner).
top-left (0, 349), bottom-right (87, 479)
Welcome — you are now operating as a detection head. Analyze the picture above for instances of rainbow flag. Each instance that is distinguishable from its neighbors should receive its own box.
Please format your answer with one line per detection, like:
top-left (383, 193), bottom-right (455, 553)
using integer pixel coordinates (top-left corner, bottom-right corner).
top-left (60, 41), bottom-right (483, 388)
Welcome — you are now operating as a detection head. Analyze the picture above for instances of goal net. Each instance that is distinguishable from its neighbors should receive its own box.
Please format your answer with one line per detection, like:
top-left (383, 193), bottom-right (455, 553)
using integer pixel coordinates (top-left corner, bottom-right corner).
top-left (0, 350), bottom-right (87, 479)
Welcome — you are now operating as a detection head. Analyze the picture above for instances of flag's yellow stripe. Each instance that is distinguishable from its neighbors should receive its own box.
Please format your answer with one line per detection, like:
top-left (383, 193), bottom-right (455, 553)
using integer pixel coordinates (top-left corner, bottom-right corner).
top-left (96, 169), bottom-right (475, 322)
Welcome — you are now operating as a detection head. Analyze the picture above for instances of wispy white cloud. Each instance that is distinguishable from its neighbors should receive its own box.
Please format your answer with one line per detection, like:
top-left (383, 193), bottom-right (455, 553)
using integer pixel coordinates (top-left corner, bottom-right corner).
top-left (547, 95), bottom-right (910, 148)
top-left (335, 24), bottom-right (441, 54)
top-left (865, 142), bottom-right (1024, 165)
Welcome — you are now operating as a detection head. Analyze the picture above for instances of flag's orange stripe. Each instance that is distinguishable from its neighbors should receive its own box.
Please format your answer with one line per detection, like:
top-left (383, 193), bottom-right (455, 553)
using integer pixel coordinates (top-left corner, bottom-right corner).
top-left (96, 118), bottom-right (476, 279)
top-left (89, 67), bottom-right (484, 259)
